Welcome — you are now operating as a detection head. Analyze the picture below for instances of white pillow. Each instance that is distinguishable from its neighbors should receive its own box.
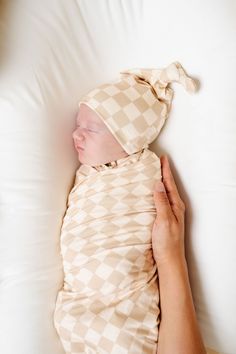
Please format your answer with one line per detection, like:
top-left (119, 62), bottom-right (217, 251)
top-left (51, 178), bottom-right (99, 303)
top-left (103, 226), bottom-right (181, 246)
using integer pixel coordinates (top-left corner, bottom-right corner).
top-left (1, 1), bottom-right (235, 353)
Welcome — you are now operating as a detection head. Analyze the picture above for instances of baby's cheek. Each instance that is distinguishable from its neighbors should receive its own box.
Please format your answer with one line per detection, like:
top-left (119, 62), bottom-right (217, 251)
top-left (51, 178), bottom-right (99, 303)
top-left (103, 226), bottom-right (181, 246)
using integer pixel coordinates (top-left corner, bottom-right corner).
top-left (97, 135), bottom-right (111, 148)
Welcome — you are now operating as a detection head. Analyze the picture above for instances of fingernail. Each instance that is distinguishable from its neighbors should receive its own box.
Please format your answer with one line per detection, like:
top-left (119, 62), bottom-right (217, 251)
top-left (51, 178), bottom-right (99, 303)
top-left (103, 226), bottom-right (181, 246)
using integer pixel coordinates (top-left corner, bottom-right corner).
top-left (155, 181), bottom-right (165, 192)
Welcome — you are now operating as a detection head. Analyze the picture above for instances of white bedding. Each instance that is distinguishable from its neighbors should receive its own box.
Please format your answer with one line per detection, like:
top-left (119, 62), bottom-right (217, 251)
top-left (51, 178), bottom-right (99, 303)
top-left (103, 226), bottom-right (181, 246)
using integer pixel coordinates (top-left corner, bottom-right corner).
top-left (0, 1), bottom-right (236, 353)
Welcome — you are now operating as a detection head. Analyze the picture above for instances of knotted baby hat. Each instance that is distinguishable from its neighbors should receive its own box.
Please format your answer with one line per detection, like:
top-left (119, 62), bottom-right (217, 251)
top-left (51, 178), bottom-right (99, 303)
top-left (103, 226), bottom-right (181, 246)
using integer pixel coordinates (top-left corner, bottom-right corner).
top-left (78, 61), bottom-right (197, 154)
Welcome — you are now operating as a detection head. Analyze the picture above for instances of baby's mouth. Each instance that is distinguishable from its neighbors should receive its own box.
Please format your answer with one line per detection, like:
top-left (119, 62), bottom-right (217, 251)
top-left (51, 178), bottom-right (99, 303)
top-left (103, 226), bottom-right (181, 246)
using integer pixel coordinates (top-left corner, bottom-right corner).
top-left (76, 145), bottom-right (84, 151)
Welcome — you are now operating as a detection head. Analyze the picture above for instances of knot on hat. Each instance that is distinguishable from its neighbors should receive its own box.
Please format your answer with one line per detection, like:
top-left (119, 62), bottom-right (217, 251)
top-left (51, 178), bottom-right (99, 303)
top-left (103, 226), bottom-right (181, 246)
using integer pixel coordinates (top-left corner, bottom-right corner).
top-left (120, 61), bottom-right (197, 109)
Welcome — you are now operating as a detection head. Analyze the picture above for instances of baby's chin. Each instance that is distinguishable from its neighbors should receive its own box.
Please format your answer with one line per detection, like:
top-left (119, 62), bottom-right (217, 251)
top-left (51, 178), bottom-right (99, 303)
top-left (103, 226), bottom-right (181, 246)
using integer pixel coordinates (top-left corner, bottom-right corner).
top-left (76, 148), bottom-right (129, 166)
top-left (78, 155), bottom-right (120, 167)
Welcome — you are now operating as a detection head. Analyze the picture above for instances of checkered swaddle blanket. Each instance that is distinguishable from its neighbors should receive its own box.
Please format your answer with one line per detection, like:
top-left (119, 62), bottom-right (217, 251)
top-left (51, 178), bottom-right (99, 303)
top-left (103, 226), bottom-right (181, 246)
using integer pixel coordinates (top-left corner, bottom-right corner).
top-left (54, 148), bottom-right (162, 354)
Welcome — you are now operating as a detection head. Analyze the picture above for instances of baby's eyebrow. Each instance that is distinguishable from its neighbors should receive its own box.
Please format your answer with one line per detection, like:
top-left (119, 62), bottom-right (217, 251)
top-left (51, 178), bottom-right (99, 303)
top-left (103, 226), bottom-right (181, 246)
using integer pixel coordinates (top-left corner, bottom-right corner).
top-left (89, 121), bottom-right (102, 127)
top-left (77, 120), bottom-right (97, 126)
top-left (76, 119), bottom-right (104, 129)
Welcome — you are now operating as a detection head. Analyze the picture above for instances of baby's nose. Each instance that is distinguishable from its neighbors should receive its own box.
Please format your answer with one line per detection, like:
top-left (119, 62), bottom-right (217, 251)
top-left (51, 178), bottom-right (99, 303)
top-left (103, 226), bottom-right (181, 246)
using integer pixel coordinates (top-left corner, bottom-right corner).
top-left (73, 128), bottom-right (84, 141)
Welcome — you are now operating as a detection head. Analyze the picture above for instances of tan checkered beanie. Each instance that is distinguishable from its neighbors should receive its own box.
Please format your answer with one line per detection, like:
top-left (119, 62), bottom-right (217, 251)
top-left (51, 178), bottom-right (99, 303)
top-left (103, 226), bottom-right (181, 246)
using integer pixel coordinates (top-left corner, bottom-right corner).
top-left (78, 61), bottom-right (197, 154)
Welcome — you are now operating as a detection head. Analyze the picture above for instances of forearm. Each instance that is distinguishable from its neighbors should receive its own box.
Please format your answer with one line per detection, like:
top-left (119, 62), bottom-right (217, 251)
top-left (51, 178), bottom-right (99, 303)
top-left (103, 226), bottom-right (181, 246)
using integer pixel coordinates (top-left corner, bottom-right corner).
top-left (156, 257), bottom-right (207, 354)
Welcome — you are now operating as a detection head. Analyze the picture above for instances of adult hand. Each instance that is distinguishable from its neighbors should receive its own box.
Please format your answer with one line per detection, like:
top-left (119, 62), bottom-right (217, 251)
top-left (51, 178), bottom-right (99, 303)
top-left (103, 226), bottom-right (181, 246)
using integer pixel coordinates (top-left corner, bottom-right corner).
top-left (152, 155), bottom-right (186, 266)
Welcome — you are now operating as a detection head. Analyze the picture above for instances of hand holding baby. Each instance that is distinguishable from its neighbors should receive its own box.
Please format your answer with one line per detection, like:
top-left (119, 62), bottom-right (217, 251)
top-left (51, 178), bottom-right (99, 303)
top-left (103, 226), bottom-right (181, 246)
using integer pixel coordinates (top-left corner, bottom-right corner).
top-left (152, 156), bottom-right (207, 354)
top-left (152, 155), bottom-right (186, 267)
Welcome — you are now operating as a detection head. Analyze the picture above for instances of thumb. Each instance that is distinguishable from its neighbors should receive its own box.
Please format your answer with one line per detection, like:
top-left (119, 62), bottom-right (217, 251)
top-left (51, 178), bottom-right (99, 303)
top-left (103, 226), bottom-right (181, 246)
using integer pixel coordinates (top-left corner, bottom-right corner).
top-left (154, 181), bottom-right (172, 219)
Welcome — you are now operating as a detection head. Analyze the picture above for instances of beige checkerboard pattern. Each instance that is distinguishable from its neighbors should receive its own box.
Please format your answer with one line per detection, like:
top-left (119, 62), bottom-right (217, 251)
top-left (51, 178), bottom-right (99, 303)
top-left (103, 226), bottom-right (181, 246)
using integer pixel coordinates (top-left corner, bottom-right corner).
top-left (78, 61), bottom-right (197, 154)
top-left (54, 149), bottom-right (162, 353)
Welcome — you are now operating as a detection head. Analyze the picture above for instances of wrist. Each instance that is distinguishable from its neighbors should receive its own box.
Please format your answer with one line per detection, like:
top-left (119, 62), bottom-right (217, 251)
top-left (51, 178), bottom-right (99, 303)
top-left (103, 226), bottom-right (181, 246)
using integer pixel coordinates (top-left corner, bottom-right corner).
top-left (155, 248), bottom-right (186, 268)
top-left (156, 253), bottom-right (188, 274)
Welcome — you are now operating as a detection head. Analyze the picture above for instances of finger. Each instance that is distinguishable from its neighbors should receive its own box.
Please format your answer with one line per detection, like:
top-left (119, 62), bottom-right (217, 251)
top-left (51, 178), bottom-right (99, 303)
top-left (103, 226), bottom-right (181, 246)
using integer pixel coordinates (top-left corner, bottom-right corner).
top-left (160, 155), bottom-right (184, 209)
top-left (153, 180), bottom-right (173, 221)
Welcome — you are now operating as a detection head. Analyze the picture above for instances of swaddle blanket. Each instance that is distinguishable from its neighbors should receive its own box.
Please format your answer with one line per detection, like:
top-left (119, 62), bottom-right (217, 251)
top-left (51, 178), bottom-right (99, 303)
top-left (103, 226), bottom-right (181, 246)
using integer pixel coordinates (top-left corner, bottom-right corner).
top-left (54, 148), bottom-right (161, 354)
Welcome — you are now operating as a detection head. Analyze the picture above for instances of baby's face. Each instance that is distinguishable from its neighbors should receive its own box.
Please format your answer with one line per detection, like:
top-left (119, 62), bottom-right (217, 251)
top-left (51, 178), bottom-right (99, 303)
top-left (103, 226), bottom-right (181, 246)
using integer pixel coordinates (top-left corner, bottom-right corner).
top-left (72, 103), bottom-right (128, 166)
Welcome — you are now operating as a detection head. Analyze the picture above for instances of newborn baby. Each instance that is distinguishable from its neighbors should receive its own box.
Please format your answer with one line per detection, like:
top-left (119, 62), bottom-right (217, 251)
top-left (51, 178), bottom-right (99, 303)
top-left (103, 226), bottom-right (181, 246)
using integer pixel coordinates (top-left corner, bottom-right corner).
top-left (54, 62), bottom-right (196, 354)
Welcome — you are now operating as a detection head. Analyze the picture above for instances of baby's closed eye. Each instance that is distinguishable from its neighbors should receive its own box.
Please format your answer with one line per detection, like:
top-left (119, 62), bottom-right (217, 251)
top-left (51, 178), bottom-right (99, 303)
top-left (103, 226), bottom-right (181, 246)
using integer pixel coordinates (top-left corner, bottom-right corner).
top-left (85, 127), bottom-right (99, 133)
top-left (77, 124), bottom-right (99, 133)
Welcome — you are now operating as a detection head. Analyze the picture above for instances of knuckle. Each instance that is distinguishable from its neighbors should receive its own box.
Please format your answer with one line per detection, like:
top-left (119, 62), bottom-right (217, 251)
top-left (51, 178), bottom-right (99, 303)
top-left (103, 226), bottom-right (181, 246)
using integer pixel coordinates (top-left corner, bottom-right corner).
top-left (156, 193), bottom-right (169, 205)
top-left (162, 218), bottom-right (172, 228)
top-left (157, 214), bottom-right (173, 228)
top-left (178, 200), bottom-right (186, 212)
